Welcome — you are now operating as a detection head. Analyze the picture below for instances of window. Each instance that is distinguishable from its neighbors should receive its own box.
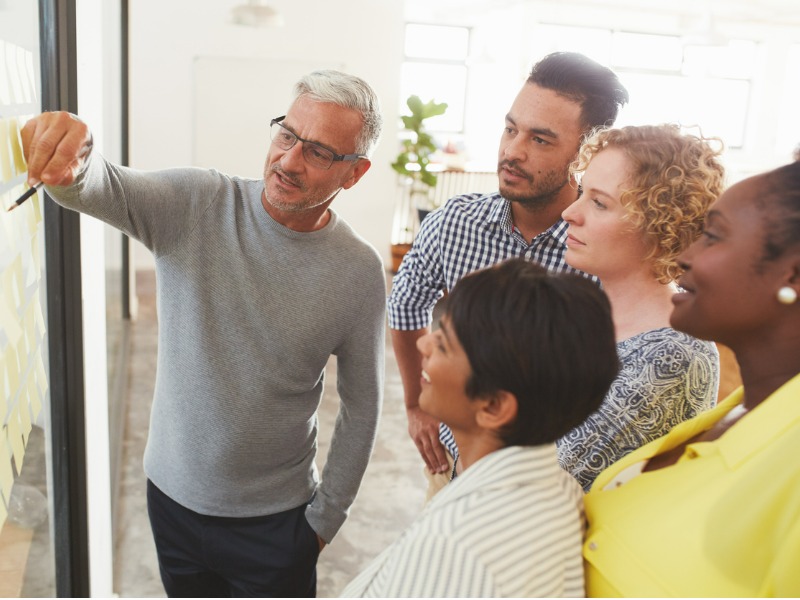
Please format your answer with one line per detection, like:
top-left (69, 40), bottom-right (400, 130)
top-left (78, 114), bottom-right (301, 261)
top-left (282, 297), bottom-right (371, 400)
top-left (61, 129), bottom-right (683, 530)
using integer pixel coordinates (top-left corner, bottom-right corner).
top-left (775, 44), bottom-right (800, 160)
top-left (529, 25), bottom-right (755, 148)
top-left (399, 23), bottom-right (470, 134)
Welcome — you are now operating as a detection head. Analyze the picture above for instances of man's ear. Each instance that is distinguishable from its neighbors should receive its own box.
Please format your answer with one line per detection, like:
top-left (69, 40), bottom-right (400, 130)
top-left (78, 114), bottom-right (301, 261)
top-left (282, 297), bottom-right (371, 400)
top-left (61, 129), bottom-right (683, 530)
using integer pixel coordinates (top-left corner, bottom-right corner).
top-left (342, 158), bottom-right (371, 190)
top-left (475, 390), bottom-right (518, 433)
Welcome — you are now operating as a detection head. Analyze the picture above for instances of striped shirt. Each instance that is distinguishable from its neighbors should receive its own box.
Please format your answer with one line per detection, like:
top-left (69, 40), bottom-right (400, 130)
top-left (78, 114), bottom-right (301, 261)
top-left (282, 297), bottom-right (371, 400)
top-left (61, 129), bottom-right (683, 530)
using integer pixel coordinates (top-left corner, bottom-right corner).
top-left (341, 445), bottom-right (586, 598)
top-left (388, 191), bottom-right (591, 331)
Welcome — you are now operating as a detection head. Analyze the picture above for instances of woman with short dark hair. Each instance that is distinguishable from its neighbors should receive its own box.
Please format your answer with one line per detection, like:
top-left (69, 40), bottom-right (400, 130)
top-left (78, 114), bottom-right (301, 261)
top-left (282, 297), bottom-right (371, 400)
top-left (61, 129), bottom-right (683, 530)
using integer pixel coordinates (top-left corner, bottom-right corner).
top-left (343, 259), bottom-right (619, 597)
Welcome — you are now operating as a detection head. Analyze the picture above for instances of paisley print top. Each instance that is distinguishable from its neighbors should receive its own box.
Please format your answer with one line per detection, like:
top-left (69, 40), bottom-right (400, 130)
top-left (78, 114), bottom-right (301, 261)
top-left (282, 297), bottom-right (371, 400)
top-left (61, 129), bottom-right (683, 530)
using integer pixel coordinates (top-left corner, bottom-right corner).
top-left (556, 328), bottom-right (719, 492)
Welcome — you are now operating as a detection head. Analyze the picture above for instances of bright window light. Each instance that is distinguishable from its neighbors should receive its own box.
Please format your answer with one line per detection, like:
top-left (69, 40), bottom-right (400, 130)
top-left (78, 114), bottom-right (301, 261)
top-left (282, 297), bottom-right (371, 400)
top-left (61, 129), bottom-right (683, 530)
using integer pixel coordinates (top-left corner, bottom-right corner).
top-left (405, 24), bottom-right (470, 61)
top-left (615, 72), bottom-right (749, 147)
top-left (612, 31), bottom-right (683, 71)
top-left (528, 24), bottom-right (613, 66)
top-left (400, 62), bottom-right (467, 133)
top-left (683, 40), bottom-right (758, 78)
top-left (775, 44), bottom-right (800, 160)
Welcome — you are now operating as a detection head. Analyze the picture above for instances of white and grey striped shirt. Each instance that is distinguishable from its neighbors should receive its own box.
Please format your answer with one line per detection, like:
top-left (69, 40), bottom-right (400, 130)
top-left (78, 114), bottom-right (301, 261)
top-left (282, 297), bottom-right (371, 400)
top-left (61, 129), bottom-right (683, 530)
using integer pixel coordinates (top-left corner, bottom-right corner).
top-left (341, 445), bottom-right (586, 598)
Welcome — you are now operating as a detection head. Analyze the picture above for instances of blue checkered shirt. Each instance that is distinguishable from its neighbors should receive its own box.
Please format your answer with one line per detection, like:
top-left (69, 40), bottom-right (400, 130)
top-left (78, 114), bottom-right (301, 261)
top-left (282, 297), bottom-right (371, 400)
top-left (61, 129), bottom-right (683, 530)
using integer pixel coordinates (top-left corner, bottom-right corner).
top-left (388, 191), bottom-right (596, 462)
top-left (388, 191), bottom-right (593, 330)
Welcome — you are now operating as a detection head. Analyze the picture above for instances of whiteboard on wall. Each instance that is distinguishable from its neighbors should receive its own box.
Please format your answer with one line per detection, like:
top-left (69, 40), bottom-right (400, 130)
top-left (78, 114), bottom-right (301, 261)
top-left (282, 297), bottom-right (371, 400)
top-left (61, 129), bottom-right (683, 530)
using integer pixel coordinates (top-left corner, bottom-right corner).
top-left (192, 57), bottom-right (343, 179)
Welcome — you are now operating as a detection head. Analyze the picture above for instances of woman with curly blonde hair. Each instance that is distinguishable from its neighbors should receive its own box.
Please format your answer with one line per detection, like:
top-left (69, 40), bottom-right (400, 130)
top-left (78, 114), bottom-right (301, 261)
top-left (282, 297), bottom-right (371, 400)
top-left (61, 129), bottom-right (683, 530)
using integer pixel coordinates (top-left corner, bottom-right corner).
top-left (557, 124), bottom-right (725, 491)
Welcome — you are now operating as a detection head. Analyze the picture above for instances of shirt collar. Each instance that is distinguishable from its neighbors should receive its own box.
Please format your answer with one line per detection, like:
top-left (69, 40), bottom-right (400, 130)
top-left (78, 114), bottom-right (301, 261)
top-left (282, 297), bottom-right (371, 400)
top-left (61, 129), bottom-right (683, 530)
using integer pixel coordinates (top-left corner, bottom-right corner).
top-left (715, 373), bottom-right (800, 468)
top-left (489, 196), bottom-right (570, 243)
top-left (426, 444), bottom-right (561, 509)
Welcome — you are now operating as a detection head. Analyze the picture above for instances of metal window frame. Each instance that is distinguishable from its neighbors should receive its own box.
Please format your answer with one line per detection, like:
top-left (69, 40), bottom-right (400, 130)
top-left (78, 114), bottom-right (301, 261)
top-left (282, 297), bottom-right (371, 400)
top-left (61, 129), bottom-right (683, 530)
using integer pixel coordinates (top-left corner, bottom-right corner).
top-left (38, 0), bottom-right (91, 596)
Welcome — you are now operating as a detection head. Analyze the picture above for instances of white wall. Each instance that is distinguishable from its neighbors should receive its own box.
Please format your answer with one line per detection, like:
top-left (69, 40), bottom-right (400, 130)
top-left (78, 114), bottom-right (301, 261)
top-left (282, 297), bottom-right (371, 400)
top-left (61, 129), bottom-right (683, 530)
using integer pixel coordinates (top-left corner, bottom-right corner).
top-left (128, 0), bottom-right (404, 268)
top-left (76, 0), bottom-right (122, 595)
top-left (406, 0), bottom-right (800, 182)
top-left (127, 0), bottom-right (800, 273)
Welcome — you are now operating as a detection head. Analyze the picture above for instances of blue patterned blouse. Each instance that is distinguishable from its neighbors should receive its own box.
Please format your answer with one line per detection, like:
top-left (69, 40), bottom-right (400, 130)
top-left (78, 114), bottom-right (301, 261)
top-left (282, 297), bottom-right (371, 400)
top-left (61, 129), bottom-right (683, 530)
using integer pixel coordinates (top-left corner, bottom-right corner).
top-left (556, 327), bottom-right (719, 491)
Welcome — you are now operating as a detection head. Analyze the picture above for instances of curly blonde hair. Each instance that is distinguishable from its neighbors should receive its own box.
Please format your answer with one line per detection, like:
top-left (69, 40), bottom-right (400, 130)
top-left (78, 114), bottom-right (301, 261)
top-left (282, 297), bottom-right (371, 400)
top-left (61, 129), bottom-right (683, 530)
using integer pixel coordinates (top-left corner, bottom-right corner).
top-left (571, 124), bottom-right (725, 283)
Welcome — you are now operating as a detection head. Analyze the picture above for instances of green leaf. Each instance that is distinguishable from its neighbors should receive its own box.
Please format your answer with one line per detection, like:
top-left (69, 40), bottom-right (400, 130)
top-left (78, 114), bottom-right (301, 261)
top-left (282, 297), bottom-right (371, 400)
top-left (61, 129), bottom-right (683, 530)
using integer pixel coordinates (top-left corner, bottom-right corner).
top-left (420, 170), bottom-right (437, 187)
top-left (407, 95), bottom-right (423, 115)
top-left (420, 100), bottom-right (448, 119)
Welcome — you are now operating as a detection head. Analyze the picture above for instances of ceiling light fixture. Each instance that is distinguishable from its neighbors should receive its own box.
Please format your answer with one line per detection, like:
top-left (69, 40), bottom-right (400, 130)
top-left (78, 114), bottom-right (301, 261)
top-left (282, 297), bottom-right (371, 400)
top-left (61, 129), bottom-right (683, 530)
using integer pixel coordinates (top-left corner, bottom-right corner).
top-left (230, 0), bottom-right (285, 27)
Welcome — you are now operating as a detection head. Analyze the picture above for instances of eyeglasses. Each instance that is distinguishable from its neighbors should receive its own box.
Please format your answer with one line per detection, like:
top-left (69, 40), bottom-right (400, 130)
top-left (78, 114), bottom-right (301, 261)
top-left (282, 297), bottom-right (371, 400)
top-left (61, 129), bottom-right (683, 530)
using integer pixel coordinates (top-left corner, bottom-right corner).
top-left (269, 116), bottom-right (367, 170)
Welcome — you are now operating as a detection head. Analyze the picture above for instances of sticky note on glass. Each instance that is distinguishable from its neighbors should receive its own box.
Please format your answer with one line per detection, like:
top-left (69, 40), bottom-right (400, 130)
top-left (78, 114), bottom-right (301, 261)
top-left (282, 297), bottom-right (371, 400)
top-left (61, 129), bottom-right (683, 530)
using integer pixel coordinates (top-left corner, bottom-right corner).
top-left (0, 491), bottom-right (7, 529)
top-left (0, 298), bottom-right (23, 347)
top-left (0, 441), bottom-right (14, 505)
top-left (4, 344), bottom-right (20, 393)
top-left (27, 371), bottom-right (42, 422)
top-left (18, 397), bottom-right (32, 445)
top-left (0, 118), bottom-right (13, 182)
top-left (8, 408), bottom-right (25, 474)
top-left (35, 350), bottom-right (48, 397)
top-left (0, 41), bottom-right (11, 104)
top-left (9, 118), bottom-right (27, 175)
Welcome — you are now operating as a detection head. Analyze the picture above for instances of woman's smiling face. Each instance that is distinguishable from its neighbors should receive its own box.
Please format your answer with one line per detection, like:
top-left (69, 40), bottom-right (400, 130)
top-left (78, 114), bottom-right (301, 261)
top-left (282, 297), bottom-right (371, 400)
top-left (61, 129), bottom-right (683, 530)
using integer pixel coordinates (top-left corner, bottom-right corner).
top-left (669, 174), bottom-right (787, 346)
top-left (416, 316), bottom-right (479, 434)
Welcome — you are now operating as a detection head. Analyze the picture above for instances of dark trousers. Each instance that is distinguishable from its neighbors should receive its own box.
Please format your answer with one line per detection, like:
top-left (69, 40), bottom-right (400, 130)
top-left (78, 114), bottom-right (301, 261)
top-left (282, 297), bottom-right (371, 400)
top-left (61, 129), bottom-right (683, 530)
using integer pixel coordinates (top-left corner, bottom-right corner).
top-left (147, 480), bottom-right (319, 598)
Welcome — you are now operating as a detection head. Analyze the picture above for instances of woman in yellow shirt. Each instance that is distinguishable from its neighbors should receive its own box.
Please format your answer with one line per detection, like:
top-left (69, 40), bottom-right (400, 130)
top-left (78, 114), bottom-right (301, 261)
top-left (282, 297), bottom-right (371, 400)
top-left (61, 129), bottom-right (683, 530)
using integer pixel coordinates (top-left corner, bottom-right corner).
top-left (583, 159), bottom-right (800, 597)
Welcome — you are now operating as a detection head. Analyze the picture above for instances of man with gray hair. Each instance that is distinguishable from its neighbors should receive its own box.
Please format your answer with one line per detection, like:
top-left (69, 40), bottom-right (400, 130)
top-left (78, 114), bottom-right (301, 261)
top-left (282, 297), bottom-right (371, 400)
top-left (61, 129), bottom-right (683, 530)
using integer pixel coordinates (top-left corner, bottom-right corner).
top-left (22, 70), bottom-right (385, 597)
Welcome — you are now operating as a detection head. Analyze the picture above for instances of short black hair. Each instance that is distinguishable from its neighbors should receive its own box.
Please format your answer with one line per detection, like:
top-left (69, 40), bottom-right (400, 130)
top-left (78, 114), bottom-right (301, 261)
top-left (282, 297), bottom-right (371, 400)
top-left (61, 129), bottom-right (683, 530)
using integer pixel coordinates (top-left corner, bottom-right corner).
top-left (444, 259), bottom-right (619, 447)
top-left (528, 51), bottom-right (629, 133)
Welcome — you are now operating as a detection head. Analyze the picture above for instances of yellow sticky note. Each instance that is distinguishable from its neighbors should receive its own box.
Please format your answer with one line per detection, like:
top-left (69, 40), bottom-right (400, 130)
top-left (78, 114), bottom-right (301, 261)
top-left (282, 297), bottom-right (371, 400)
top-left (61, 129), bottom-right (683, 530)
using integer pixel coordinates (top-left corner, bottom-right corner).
top-left (35, 351), bottom-right (48, 397)
top-left (0, 119), bottom-right (13, 182)
top-left (4, 345), bottom-right (19, 395)
top-left (9, 118), bottom-right (27, 175)
top-left (17, 327), bottom-right (29, 368)
top-left (0, 491), bottom-right (7, 530)
top-left (30, 231), bottom-right (42, 275)
top-left (0, 298), bottom-right (22, 347)
top-left (26, 198), bottom-right (37, 236)
top-left (24, 54), bottom-right (37, 105)
top-left (17, 50), bottom-right (33, 104)
top-left (7, 45), bottom-right (24, 105)
top-left (0, 365), bottom-right (6, 413)
top-left (10, 255), bottom-right (23, 298)
top-left (8, 408), bottom-right (24, 475)
top-left (32, 192), bottom-right (42, 224)
top-left (24, 299), bottom-right (36, 348)
top-left (0, 440), bottom-right (14, 501)
top-left (3, 259), bottom-right (21, 308)
top-left (33, 289), bottom-right (46, 338)
top-left (27, 371), bottom-right (41, 422)
top-left (18, 397), bottom-right (31, 445)
top-left (0, 188), bottom-right (19, 241)
top-left (0, 41), bottom-right (10, 104)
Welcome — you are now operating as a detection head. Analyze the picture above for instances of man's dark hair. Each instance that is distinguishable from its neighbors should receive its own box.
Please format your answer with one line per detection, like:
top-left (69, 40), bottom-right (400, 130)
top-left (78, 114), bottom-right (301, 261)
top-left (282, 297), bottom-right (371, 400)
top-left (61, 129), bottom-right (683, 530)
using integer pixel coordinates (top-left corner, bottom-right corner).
top-left (444, 258), bottom-right (619, 447)
top-left (528, 51), bottom-right (629, 133)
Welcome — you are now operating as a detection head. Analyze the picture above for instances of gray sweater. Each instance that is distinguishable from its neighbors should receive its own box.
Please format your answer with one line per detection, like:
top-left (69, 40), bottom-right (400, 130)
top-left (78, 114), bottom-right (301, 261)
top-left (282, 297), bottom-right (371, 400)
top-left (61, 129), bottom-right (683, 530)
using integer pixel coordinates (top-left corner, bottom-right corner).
top-left (51, 154), bottom-right (386, 542)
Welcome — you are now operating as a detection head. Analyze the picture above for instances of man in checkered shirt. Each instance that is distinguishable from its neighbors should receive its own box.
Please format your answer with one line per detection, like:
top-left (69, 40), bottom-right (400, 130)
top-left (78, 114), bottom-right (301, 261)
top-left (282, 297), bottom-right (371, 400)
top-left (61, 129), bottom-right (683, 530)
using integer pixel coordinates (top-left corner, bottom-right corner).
top-left (388, 52), bottom-right (629, 484)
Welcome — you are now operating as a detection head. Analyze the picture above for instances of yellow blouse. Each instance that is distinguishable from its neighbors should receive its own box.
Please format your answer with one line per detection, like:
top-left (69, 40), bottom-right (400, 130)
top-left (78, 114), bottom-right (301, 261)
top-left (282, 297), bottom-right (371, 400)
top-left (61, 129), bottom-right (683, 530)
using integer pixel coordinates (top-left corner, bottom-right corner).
top-left (583, 374), bottom-right (800, 597)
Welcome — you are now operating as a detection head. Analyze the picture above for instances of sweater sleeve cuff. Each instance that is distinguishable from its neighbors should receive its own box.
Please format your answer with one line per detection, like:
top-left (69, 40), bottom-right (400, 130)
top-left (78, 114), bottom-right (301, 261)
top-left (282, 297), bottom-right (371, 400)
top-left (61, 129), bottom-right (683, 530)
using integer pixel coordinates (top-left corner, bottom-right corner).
top-left (304, 492), bottom-right (347, 543)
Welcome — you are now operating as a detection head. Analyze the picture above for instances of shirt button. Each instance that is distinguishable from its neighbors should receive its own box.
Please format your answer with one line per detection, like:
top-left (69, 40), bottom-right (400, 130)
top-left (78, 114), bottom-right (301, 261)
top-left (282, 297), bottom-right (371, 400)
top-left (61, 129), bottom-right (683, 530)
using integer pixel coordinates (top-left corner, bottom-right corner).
top-left (588, 542), bottom-right (598, 551)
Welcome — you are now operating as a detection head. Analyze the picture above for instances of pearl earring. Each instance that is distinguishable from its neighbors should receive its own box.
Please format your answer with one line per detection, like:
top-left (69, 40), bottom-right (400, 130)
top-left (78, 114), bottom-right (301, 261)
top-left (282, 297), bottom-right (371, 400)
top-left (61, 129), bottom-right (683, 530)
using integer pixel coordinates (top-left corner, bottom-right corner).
top-left (777, 286), bottom-right (798, 305)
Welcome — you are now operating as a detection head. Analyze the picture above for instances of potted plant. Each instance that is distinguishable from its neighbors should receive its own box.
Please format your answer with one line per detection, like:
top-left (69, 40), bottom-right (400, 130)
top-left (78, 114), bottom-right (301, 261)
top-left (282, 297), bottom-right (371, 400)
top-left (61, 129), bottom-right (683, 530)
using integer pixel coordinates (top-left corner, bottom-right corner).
top-left (392, 95), bottom-right (448, 209)
top-left (390, 95), bottom-right (447, 271)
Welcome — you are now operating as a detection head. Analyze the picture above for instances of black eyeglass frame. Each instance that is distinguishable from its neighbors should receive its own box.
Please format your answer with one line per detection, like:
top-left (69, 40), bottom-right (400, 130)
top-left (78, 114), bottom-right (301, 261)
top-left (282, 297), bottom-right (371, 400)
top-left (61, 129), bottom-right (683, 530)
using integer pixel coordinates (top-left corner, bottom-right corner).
top-left (269, 116), bottom-right (368, 169)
